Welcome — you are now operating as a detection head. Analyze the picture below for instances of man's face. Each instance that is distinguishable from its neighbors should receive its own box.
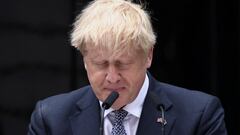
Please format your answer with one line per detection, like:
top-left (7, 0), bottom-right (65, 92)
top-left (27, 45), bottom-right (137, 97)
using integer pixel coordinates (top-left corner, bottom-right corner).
top-left (83, 45), bottom-right (153, 109)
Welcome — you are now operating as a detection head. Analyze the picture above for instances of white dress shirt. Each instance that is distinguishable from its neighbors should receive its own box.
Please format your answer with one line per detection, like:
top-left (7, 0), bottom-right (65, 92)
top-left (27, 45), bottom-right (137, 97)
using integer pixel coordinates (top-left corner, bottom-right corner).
top-left (100, 74), bottom-right (149, 135)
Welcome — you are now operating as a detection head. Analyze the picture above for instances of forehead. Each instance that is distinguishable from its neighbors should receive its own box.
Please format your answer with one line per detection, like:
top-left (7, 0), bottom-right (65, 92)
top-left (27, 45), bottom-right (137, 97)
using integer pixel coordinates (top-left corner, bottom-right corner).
top-left (84, 44), bottom-right (143, 60)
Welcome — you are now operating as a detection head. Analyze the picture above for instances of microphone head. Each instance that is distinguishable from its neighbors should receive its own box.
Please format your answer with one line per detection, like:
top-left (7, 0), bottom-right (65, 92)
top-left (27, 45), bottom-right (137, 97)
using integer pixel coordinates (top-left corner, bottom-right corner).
top-left (149, 91), bottom-right (165, 111)
top-left (157, 104), bottom-right (165, 111)
top-left (102, 91), bottom-right (119, 109)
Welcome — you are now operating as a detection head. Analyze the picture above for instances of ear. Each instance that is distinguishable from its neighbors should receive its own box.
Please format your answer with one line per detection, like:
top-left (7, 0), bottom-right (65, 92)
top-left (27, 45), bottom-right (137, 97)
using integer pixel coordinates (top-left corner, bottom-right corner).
top-left (146, 47), bottom-right (153, 68)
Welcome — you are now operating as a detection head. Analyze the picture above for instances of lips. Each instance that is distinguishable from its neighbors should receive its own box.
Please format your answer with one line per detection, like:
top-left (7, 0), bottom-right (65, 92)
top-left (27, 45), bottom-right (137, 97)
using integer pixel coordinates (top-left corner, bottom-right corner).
top-left (104, 87), bottom-right (125, 92)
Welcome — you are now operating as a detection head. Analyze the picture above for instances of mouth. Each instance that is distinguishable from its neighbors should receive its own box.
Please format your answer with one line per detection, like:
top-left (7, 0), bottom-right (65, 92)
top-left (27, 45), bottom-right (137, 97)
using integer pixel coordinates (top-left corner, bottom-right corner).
top-left (104, 87), bottom-right (126, 92)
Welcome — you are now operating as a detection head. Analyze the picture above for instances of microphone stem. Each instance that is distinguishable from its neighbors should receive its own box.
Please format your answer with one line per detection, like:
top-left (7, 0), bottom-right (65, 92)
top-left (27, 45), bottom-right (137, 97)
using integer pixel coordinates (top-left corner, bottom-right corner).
top-left (100, 107), bottom-right (105, 135)
top-left (100, 91), bottom-right (119, 135)
top-left (159, 105), bottom-right (165, 135)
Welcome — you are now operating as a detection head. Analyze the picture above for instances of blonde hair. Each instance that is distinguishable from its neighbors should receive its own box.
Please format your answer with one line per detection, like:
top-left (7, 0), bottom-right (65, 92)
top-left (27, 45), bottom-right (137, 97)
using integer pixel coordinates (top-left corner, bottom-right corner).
top-left (71, 0), bottom-right (156, 55)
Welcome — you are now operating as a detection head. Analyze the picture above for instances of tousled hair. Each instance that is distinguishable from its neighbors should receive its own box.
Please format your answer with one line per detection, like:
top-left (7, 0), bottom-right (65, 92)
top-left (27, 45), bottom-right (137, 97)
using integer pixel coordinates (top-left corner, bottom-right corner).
top-left (71, 0), bottom-right (156, 55)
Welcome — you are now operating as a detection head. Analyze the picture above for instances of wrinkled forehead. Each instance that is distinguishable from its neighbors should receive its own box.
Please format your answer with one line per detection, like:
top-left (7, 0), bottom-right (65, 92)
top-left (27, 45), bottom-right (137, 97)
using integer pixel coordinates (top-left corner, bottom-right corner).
top-left (83, 42), bottom-right (144, 59)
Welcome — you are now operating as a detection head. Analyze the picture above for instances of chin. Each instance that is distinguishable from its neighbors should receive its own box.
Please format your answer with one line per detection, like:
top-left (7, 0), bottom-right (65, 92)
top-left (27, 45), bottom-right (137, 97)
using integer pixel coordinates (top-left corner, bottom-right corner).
top-left (112, 98), bottom-right (128, 109)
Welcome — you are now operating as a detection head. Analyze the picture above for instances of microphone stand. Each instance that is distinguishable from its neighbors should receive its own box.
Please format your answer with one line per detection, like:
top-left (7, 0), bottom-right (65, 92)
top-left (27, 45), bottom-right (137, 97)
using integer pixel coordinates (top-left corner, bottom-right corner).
top-left (100, 107), bottom-right (106, 135)
top-left (158, 105), bottom-right (165, 135)
top-left (99, 91), bottom-right (119, 135)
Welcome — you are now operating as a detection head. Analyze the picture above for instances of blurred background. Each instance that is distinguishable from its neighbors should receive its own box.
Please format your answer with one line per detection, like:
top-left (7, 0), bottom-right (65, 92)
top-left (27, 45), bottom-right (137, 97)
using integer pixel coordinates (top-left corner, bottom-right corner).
top-left (0, 0), bottom-right (239, 134)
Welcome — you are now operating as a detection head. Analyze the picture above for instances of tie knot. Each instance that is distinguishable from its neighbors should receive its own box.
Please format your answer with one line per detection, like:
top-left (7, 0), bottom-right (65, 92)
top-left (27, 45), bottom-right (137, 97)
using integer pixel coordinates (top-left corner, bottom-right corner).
top-left (108, 109), bottom-right (128, 124)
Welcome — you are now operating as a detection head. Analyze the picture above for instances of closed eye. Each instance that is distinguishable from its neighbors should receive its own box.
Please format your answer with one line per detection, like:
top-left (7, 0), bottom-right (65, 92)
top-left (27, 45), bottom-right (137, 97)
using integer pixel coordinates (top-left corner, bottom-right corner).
top-left (92, 61), bottom-right (108, 68)
top-left (115, 61), bottom-right (132, 70)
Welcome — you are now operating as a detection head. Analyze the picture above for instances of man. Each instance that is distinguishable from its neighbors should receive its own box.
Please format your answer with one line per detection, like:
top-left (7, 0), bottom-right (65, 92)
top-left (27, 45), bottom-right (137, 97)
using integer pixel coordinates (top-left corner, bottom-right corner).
top-left (28, 0), bottom-right (227, 135)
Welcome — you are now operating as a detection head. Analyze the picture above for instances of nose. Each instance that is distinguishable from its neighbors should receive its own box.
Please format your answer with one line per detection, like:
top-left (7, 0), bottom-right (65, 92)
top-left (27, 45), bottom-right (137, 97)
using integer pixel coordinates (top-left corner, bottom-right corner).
top-left (106, 65), bottom-right (121, 84)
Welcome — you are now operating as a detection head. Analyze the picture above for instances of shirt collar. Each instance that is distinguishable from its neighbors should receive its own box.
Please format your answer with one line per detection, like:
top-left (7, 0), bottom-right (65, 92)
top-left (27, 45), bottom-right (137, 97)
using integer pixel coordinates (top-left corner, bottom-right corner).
top-left (100, 74), bottom-right (149, 118)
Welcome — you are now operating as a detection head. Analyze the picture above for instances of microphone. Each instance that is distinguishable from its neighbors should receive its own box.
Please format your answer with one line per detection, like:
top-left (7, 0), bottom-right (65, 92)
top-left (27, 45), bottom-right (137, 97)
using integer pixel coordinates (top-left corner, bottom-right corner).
top-left (149, 91), bottom-right (166, 135)
top-left (102, 91), bottom-right (119, 109)
top-left (100, 91), bottom-right (119, 135)
top-left (157, 104), bottom-right (166, 135)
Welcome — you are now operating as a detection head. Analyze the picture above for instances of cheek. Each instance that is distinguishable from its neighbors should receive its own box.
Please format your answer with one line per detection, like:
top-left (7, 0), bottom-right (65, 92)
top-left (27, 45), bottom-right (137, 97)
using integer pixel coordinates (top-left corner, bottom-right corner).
top-left (87, 70), bottom-right (105, 87)
top-left (125, 69), bottom-right (145, 92)
top-left (122, 73), bottom-right (142, 93)
top-left (86, 70), bottom-right (108, 101)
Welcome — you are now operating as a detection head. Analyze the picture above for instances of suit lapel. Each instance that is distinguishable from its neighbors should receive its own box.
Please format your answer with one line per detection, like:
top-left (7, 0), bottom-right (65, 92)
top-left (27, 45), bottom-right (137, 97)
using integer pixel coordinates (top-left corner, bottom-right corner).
top-left (69, 90), bottom-right (101, 135)
top-left (136, 74), bottom-right (176, 135)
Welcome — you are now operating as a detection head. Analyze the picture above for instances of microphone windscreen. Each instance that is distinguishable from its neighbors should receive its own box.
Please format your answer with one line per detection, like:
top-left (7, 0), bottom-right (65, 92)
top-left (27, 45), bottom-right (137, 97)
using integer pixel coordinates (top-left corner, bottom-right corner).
top-left (102, 91), bottom-right (119, 109)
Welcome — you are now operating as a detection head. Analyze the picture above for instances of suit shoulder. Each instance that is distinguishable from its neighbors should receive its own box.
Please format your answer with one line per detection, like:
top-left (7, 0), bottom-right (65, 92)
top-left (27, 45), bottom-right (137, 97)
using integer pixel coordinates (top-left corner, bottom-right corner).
top-left (42, 85), bottom-right (91, 104)
top-left (158, 82), bottom-right (221, 113)
top-left (160, 82), bottom-right (213, 98)
top-left (36, 85), bottom-right (93, 116)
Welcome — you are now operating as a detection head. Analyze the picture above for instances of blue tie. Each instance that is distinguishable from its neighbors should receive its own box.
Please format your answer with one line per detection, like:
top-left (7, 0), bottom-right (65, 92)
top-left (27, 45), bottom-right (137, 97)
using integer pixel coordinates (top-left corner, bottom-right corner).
top-left (108, 109), bottom-right (128, 135)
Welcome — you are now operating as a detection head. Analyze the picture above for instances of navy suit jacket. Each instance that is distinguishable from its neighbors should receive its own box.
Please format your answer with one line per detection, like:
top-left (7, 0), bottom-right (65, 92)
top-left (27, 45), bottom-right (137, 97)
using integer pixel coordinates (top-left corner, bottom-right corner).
top-left (28, 74), bottom-right (227, 135)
